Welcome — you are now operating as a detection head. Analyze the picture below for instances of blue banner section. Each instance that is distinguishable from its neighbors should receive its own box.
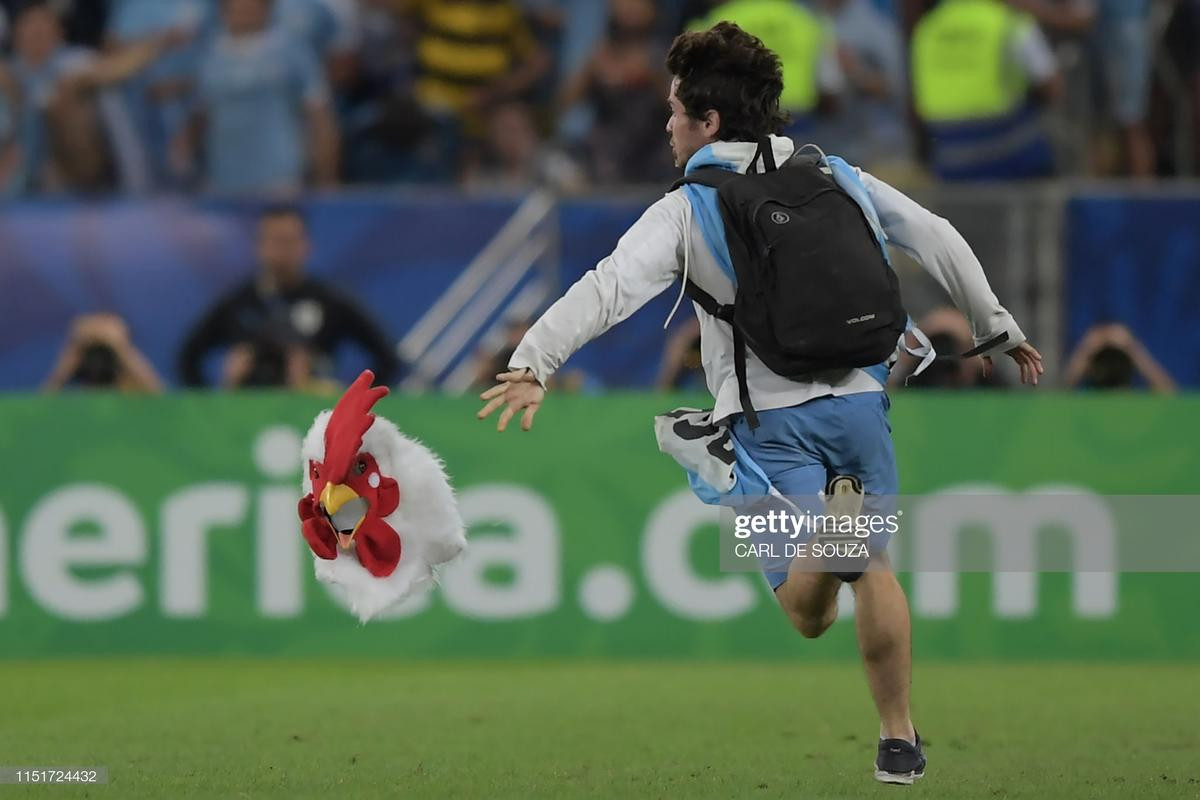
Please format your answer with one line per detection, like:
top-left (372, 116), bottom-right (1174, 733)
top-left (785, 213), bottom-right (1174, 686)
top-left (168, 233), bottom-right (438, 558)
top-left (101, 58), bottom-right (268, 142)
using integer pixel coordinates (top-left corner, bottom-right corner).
top-left (1, 195), bottom-right (519, 389)
top-left (1064, 195), bottom-right (1200, 388)
top-left (7, 190), bottom-right (1200, 391)
top-left (2, 194), bottom-right (690, 391)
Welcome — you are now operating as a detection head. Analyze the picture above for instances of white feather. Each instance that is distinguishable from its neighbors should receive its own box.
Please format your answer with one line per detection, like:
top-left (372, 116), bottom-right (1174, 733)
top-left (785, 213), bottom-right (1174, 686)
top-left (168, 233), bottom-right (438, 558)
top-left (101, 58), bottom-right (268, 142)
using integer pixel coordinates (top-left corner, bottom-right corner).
top-left (300, 410), bottom-right (466, 623)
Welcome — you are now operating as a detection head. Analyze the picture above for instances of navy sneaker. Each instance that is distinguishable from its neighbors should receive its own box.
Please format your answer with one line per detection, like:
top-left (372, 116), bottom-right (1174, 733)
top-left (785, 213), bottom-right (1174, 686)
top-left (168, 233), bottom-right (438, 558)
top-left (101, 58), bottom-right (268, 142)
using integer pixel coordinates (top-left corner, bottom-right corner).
top-left (874, 732), bottom-right (926, 785)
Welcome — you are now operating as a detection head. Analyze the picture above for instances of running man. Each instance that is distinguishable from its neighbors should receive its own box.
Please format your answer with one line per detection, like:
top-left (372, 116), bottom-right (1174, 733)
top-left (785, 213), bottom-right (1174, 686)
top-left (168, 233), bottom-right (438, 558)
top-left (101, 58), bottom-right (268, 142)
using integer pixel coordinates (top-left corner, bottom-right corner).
top-left (478, 21), bottom-right (1043, 785)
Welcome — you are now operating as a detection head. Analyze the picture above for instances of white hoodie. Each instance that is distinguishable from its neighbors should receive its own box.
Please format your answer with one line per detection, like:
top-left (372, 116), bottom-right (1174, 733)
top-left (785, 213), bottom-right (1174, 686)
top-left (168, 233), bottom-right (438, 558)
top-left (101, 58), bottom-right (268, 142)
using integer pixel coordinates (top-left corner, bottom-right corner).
top-left (509, 136), bottom-right (1025, 423)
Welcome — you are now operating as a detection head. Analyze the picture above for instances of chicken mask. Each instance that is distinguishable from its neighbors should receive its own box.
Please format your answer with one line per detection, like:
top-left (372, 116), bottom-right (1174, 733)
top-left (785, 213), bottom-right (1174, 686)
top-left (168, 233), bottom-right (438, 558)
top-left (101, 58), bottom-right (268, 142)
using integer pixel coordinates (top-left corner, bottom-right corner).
top-left (298, 370), bottom-right (465, 621)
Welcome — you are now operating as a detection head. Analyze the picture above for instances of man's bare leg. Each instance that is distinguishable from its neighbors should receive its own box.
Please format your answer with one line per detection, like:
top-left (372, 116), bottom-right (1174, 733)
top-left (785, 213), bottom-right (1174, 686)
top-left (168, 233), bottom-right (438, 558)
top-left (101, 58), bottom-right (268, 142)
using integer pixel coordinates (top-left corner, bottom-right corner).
top-left (774, 566), bottom-right (842, 638)
top-left (774, 552), bottom-right (916, 738)
top-left (852, 562), bottom-right (915, 743)
top-left (773, 477), bottom-right (859, 637)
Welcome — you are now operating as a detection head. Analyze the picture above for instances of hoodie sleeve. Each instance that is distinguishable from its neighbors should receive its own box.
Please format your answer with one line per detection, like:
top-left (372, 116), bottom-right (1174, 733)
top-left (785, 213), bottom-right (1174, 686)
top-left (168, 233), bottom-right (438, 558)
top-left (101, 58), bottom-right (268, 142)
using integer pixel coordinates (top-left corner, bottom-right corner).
top-left (508, 193), bottom-right (688, 385)
top-left (859, 170), bottom-right (1026, 356)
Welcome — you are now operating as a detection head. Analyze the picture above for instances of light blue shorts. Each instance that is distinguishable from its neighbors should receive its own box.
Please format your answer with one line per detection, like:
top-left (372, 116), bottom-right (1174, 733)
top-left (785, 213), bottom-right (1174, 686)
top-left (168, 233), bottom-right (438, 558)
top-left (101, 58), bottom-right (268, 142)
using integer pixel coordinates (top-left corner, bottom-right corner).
top-left (730, 391), bottom-right (899, 590)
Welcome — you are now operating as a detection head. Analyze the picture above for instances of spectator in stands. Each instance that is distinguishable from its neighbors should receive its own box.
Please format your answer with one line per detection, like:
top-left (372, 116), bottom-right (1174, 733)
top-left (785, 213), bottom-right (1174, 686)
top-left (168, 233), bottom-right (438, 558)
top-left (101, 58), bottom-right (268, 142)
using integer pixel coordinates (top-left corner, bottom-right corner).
top-left (1088, 0), bottom-right (1153, 176)
top-left (179, 205), bottom-right (402, 388)
top-left (408, 0), bottom-right (550, 172)
top-left (464, 100), bottom-right (584, 190)
top-left (340, 0), bottom-right (440, 182)
top-left (0, 0), bottom-right (111, 48)
top-left (103, 0), bottom-right (212, 192)
top-left (353, 0), bottom-right (417, 97)
top-left (521, 0), bottom-right (609, 89)
top-left (813, 0), bottom-right (912, 171)
top-left (1165, 0), bottom-right (1200, 172)
top-left (911, 0), bottom-right (1061, 180)
top-left (560, 0), bottom-right (676, 184)
top-left (7, 2), bottom-right (187, 194)
top-left (1004, 0), bottom-right (1094, 34)
top-left (273, 0), bottom-right (361, 90)
top-left (0, 62), bottom-right (17, 193)
top-left (348, 0), bottom-right (529, 185)
top-left (173, 0), bottom-right (339, 195)
top-left (514, 0), bottom-right (565, 108)
top-left (44, 312), bottom-right (164, 393)
top-left (688, 0), bottom-right (844, 138)
top-left (1011, 0), bottom-right (1152, 177)
top-left (1064, 322), bottom-right (1176, 392)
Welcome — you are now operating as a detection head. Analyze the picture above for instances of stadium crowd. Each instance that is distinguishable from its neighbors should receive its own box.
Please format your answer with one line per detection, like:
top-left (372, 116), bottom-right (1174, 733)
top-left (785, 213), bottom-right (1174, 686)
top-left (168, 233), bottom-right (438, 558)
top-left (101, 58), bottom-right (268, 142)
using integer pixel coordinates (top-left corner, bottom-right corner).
top-left (12, 0), bottom-right (1184, 395)
top-left (1, 0), bottom-right (1197, 198)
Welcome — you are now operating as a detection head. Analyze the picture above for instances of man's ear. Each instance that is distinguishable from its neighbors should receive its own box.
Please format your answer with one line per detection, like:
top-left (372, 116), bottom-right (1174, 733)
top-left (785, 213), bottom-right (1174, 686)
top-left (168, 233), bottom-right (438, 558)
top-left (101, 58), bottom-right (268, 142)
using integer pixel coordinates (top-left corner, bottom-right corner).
top-left (702, 109), bottom-right (721, 139)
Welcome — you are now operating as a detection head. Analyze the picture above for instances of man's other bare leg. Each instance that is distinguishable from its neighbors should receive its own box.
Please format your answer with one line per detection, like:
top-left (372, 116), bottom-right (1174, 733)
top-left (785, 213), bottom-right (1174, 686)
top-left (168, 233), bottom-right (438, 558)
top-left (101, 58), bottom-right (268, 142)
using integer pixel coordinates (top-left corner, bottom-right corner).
top-left (852, 563), bottom-right (915, 743)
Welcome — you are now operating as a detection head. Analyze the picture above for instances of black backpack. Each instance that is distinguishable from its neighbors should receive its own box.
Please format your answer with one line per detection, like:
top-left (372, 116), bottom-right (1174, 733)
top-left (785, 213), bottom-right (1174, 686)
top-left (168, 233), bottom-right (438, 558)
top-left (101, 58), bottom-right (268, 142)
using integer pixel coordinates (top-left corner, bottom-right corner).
top-left (672, 140), bottom-right (908, 428)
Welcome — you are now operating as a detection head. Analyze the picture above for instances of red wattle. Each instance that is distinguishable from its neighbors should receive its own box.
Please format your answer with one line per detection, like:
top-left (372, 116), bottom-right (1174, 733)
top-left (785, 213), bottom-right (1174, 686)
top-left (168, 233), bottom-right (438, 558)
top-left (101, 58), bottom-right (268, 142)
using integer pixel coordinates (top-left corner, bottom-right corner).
top-left (355, 518), bottom-right (402, 577)
top-left (297, 495), bottom-right (337, 560)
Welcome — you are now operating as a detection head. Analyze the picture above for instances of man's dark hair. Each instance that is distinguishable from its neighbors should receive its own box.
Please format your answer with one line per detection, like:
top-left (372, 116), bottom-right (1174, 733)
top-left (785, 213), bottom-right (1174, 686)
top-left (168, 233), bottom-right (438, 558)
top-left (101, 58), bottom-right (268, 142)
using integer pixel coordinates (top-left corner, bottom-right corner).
top-left (666, 21), bottom-right (788, 142)
top-left (259, 203), bottom-right (308, 229)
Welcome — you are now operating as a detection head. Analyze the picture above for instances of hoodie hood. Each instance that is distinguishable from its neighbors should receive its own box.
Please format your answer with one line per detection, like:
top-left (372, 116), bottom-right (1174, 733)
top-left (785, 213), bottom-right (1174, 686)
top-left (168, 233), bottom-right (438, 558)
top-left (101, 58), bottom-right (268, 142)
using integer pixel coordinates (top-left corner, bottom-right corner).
top-left (684, 135), bottom-right (797, 176)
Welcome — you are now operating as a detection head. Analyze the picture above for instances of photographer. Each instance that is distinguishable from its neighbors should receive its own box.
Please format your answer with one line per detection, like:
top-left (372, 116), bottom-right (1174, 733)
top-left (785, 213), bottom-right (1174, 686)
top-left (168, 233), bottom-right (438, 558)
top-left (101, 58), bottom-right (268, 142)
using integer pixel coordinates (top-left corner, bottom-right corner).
top-left (178, 204), bottom-right (402, 389)
top-left (43, 312), bottom-right (164, 393)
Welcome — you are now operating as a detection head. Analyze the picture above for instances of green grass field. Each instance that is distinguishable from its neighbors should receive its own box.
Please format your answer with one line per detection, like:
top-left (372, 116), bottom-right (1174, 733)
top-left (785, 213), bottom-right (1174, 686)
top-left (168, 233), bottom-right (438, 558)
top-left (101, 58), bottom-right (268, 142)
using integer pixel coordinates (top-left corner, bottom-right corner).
top-left (2, 659), bottom-right (1197, 799)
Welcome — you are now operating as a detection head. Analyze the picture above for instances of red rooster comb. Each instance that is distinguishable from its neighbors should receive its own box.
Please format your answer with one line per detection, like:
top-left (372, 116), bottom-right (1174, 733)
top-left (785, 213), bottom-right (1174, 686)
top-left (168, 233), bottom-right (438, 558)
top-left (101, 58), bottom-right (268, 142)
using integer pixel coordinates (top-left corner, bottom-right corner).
top-left (323, 370), bottom-right (389, 484)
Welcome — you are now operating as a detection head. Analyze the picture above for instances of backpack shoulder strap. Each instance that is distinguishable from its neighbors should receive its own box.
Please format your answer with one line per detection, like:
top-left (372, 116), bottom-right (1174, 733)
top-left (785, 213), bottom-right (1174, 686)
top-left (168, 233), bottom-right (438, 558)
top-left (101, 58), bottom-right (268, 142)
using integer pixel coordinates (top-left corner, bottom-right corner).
top-left (752, 137), bottom-right (776, 172)
top-left (683, 280), bottom-right (730, 321)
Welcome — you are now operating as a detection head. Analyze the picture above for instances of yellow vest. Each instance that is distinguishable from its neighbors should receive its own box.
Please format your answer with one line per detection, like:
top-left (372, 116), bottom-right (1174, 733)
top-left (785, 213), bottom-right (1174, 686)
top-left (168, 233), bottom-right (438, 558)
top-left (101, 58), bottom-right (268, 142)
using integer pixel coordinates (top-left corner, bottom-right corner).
top-left (692, 0), bottom-right (824, 113)
top-left (911, 0), bottom-right (1029, 123)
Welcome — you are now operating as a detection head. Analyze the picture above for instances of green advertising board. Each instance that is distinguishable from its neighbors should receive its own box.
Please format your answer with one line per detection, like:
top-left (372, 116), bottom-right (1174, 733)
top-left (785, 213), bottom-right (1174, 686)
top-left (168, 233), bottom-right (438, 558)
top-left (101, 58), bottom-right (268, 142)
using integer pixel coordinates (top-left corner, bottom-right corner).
top-left (0, 392), bottom-right (1197, 659)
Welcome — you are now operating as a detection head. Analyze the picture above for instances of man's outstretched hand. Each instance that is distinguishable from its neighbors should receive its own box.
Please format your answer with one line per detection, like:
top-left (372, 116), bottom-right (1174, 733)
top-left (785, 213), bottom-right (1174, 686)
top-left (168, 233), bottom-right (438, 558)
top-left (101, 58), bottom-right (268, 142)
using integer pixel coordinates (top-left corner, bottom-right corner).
top-left (478, 369), bottom-right (545, 432)
top-left (983, 341), bottom-right (1044, 385)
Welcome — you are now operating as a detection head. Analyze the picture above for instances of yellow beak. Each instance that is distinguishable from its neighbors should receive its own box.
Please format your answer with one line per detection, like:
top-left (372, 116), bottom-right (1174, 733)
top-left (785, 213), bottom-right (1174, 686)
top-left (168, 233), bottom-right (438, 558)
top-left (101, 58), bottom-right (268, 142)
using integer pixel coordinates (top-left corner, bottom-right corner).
top-left (320, 482), bottom-right (363, 550)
